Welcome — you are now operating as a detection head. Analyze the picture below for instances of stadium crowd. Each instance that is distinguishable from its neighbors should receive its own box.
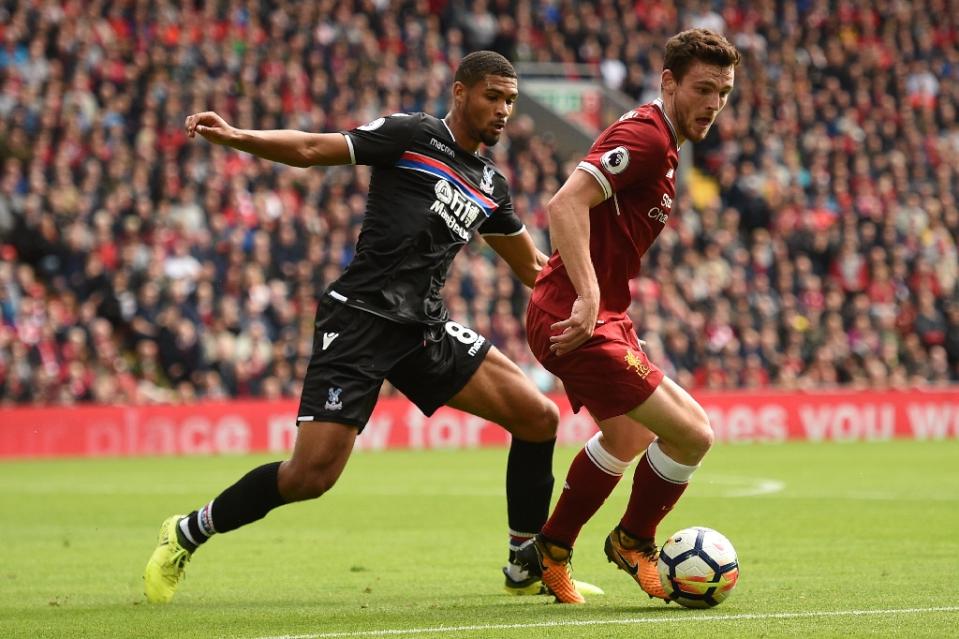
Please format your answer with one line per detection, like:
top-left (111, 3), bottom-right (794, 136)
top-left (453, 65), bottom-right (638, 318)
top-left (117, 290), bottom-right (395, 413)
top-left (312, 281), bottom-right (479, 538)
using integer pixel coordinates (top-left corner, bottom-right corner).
top-left (1, 0), bottom-right (957, 405)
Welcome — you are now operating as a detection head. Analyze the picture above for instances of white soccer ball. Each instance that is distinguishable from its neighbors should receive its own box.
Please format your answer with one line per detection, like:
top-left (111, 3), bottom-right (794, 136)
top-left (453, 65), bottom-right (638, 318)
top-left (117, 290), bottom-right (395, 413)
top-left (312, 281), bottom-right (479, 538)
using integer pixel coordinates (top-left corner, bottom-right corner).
top-left (657, 526), bottom-right (740, 608)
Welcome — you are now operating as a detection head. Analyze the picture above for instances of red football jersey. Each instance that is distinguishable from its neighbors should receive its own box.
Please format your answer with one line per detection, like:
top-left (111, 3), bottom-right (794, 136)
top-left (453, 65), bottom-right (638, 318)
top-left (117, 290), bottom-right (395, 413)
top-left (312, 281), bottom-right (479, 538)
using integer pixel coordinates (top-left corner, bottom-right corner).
top-left (531, 99), bottom-right (680, 320)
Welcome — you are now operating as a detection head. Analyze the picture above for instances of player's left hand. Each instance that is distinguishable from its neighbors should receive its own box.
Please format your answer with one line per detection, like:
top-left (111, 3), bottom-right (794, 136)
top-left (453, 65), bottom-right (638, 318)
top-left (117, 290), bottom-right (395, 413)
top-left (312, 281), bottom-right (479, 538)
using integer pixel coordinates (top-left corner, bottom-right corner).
top-left (549, 296), bottom-right (598, 356)
top-left (184, 111), bottom-right (236, 146)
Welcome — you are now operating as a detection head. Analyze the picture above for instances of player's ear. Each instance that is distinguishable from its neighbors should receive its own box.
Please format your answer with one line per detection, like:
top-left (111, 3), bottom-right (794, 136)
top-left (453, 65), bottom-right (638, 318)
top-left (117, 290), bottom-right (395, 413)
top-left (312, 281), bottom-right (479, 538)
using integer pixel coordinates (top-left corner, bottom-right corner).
top-left (452, 80), bottom-right (466, 109)
top-left (661, 69), bottom-right (676, 96)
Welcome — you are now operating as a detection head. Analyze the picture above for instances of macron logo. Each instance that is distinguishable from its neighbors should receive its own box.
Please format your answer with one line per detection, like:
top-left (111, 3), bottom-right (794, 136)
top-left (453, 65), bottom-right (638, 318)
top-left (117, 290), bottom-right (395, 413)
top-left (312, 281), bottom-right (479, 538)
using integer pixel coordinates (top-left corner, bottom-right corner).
top-left (666, 168), bottom-right (674, 179)
top-left (322, 332), bottom-right (339, 350)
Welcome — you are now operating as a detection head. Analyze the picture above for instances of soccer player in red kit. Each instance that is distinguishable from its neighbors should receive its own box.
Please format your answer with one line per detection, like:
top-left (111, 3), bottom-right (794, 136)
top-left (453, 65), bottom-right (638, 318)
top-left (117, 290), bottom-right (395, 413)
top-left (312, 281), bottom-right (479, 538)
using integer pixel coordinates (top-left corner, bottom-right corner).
top-left (516, 29), bottom-right (741, 604)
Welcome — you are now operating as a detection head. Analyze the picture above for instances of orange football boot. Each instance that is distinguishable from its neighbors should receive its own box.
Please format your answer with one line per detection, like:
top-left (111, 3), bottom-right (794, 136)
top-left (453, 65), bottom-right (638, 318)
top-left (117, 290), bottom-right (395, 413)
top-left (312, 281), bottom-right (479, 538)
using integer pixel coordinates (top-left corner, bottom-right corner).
top-left (604, 526), bottom-right (670, 601)
top-left (514, 536), bottom-right (586, 604)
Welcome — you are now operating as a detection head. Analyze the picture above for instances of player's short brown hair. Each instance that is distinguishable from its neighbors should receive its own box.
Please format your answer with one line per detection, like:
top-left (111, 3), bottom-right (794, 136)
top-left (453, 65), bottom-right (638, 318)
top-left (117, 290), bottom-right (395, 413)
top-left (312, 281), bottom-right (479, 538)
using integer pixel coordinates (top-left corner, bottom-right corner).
top-left (664, 29), bottom-right (741, 81)
top-left (454, 51), bottom-right (517, 86)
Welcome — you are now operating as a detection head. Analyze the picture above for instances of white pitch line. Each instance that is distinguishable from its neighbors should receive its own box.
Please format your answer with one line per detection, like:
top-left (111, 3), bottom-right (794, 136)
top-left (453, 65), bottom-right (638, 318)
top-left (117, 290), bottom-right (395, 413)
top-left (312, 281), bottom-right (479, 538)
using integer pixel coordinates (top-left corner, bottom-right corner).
top-left (245, 606), bottom-right (959, 639)
top-left (702, 475), bottom-right (786, 497)
top-left (730, 479), bottom-right (785, 497)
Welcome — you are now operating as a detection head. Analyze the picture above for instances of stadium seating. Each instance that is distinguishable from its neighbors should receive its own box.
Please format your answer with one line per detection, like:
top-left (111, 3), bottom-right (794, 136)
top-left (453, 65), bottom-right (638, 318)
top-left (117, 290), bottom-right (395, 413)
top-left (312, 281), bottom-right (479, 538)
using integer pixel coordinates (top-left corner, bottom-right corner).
top-left (0, 0), bottom-right (956, 405)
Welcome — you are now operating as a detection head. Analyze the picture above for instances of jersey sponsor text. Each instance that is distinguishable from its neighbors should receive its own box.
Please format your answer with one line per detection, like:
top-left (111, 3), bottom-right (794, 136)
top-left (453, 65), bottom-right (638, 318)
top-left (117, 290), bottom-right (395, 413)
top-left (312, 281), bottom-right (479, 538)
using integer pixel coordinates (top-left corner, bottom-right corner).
top-left (431, 179), bottom-right (482, 240)
top-left (429, 137), bottom-right (455, 157)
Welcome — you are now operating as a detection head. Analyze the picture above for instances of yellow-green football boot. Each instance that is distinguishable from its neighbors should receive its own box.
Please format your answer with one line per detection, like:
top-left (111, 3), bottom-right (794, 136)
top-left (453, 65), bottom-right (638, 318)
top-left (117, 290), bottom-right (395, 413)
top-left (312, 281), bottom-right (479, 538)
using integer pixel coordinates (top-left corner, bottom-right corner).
top-left (144, 515), bottom-right (191, 603)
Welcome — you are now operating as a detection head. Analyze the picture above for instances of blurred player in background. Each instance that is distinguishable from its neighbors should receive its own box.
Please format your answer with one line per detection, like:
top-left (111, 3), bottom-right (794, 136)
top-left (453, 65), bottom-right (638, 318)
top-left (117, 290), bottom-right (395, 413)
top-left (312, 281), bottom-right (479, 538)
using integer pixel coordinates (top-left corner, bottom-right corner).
top-left (517, 29), bottom-right (741, 604)
top-left (144, 51), bottom-right (599, 603)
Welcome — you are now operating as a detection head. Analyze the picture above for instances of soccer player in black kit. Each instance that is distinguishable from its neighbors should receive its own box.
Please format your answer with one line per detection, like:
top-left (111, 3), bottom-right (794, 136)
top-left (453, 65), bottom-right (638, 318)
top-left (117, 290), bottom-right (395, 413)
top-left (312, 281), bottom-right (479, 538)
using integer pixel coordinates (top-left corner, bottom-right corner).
top-left (144, 51), bottom-right (599, 603)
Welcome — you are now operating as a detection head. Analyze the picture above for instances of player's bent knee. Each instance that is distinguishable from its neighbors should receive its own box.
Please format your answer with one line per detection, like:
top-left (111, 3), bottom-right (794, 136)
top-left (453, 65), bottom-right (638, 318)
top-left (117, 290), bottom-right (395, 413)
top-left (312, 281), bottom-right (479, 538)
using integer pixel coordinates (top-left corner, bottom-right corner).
top-left (541, 399), bottom-right (560, 435)
top-left (683, 413), bottom-right (714, 460)
top-left (516, 398), bottom-right (559, 442)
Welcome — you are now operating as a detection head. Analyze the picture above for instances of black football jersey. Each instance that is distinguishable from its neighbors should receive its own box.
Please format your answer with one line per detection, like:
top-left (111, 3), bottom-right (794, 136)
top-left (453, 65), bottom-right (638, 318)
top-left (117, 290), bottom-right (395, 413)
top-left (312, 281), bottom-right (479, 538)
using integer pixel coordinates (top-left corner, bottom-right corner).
top-left (327, 112), bottom-right (523, 325)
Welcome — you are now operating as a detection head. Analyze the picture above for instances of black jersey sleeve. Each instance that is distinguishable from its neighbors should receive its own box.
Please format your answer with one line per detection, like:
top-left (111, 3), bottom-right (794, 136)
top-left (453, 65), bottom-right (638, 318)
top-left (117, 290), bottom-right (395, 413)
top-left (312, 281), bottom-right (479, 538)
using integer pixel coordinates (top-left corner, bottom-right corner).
top-left (477, 190), bottom-right (523, 236)
top-left (344, 113), bottom-right (423, 167)
top-left (477, 166), bottom-right (523, 236)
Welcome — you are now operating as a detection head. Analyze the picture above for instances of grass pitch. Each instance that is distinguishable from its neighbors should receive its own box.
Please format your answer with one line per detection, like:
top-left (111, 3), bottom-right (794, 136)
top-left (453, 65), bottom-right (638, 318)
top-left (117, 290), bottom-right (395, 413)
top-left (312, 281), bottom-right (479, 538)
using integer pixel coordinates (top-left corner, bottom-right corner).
top-left (1, 439), bottom-right (957, 639)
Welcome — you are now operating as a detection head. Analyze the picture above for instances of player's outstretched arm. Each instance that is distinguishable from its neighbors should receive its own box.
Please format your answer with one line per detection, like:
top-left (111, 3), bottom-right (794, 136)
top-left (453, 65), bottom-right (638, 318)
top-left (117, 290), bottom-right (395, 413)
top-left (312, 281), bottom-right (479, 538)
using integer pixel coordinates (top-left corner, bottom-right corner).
top-left (545, 169), bottom-right (607, 356)
top-left (484, 231), bottom-right (548, 289)
top-left (184, 111), bottom-right (351, 168)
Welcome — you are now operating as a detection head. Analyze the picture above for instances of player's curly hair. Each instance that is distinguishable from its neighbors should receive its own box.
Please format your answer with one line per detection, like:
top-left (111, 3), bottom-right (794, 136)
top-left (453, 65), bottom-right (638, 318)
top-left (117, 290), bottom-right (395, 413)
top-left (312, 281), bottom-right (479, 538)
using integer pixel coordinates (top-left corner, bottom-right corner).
top-left (664, 29), bottom-right (741, 81)
top-left (454, 51), bottom-right (517, 86)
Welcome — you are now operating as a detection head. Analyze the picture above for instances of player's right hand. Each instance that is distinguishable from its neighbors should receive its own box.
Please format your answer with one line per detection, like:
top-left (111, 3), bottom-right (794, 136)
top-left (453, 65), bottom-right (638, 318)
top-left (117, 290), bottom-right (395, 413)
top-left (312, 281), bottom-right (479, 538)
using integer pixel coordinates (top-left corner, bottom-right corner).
top-left (184, 111), bottom-right (235, 145)
top-left (548, 296), bottom-right (599, 356)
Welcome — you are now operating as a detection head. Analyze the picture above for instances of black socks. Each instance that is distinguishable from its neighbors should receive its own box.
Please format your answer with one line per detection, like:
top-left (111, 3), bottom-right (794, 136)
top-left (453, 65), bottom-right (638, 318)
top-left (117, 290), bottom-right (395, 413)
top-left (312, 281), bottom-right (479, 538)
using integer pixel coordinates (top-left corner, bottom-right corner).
top-left (177, 461), bottom-right (285, 553)
top-left (505, 437), bottom-right (556, 538)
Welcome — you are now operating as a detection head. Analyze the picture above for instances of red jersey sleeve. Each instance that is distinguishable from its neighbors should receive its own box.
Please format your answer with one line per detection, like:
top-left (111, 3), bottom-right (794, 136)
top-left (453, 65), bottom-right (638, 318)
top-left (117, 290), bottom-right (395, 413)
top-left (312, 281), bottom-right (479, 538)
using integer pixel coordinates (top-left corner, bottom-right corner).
top-left (576, 116), bottom-right (671, 200)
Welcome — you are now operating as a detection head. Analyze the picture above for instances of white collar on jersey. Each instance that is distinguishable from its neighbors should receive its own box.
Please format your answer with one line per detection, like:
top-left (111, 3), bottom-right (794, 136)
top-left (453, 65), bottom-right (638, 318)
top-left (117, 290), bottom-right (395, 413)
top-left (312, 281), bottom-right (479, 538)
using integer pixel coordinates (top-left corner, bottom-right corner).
top-left (652, 98), bottom-right (681, 150)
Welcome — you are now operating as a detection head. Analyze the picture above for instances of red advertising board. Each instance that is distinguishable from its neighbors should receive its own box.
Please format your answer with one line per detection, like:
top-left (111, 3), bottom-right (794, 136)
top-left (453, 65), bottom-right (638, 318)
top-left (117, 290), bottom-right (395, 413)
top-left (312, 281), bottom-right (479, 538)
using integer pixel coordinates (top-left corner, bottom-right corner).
top-left (2, 389), bottom-right (958, 459)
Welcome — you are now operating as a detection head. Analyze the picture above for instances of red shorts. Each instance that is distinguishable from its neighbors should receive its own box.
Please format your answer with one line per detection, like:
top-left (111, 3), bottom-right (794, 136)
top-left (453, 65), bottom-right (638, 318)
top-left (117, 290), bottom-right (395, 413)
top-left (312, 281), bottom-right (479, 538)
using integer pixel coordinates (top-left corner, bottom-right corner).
top-left (526, 302), bottom-right (664, 421)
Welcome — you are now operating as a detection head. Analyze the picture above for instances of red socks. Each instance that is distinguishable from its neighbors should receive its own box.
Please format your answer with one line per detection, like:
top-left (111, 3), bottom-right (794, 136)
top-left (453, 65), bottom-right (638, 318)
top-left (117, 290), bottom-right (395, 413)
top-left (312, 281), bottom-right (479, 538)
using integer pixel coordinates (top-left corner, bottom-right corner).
top-left (619, 451), bottom-right (689, 538)
top-left (542, 438), bottom-right (700, 547)
top-left (541, 434), bottom-right (630, 548)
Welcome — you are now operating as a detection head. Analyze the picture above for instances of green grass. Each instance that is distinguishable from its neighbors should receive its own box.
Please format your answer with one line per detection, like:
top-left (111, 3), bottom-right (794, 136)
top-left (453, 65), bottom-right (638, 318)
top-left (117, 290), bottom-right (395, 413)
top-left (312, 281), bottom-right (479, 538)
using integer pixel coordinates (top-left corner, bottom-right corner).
top-left (1, 440), bottom-right (957, 639)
